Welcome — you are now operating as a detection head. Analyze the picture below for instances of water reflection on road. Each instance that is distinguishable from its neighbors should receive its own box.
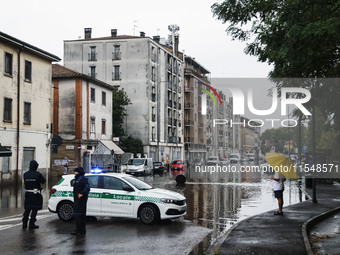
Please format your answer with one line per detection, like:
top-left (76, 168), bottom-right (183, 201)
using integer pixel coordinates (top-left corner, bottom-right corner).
top-left (145, 163), bottom-right (306, 255)
top-left (0, 162), bottom-right (305, 254)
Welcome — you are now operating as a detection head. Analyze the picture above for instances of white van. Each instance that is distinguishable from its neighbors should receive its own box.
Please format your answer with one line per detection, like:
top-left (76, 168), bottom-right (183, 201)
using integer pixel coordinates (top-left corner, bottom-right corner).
top-left (229, 153), bottom-right (241, 164)
top-left (126, 158), bottom-right (153, 176)
top-left (207, 156), bottom-right (219, 165)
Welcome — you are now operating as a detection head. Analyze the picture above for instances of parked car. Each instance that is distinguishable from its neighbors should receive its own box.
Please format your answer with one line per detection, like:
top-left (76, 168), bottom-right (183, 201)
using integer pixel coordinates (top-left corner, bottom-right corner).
top-left (126, 158), bottom-right (153, 176)
top-left (247, 153), bottom-right (256, 161)
top-left (220, 158), bottom-right (229, 165)
top-left (48, 173), bottom-right (187, 225)
top-left (153, 162), bottom-right (165, 175)
top-left (229, 153), bottom-right (241, 163)
top-left (171, 160), bottom-right (185, 171)
top-left (207, 156), bottom-right (219, 165)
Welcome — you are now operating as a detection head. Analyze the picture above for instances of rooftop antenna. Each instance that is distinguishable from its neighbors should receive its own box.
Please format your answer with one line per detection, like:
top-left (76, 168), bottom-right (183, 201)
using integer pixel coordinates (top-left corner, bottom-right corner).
top-left (133, 20), bottom-right (139, 35)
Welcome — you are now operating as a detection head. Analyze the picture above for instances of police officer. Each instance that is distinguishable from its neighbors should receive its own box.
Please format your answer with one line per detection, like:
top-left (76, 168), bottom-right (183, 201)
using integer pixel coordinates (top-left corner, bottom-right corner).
top-left (71, 167), bottom-right (90, 235)
top-left (23, 160), bottom-right (46, 229)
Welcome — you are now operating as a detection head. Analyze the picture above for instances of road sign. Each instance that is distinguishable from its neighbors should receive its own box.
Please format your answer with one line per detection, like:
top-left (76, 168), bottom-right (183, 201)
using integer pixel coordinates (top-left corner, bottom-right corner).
top-left (303, 145), bottom-right (308, 153)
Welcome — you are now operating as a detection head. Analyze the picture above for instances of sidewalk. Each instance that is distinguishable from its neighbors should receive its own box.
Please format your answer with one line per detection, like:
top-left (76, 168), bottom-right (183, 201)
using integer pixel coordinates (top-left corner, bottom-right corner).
top-left (212, 182), bottom-right (340, 255)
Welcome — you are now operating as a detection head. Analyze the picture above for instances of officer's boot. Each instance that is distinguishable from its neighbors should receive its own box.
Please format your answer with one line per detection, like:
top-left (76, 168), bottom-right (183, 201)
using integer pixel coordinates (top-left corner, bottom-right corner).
top-left (22, 212), bottom-right (29, 229)
top-left (29, 218), bottom-right (39, 229)
top-left (22, 218), bottom-right (28, 229)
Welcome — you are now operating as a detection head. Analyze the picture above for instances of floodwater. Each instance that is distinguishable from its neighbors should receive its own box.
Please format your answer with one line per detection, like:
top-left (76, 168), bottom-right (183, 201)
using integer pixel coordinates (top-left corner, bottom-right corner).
top-left (0, 162), bottom-right (306, 254)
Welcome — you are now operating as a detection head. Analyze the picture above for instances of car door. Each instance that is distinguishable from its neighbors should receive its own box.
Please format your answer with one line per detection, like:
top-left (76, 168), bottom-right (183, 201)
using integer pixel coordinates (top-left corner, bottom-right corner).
top-left (86, 175), bottom-right (103, 215)
top-left (101, 176), bottom-right (135, 216)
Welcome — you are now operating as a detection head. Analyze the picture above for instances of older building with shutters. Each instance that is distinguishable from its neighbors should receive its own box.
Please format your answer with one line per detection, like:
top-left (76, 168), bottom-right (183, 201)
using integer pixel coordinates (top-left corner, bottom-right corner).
top-left (52, 64), bottom-right (114, 174)
top-left (0, 31), bottom-right (60, 186)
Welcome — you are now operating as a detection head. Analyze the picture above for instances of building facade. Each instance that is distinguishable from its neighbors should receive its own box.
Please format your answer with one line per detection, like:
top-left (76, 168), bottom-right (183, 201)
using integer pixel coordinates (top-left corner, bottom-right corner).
top-left (0, 31), bottom-right (60, 185)
top-left (63, 28), bottom-right (184, 163)
top-left (51, 64), bottom-right (113, 174)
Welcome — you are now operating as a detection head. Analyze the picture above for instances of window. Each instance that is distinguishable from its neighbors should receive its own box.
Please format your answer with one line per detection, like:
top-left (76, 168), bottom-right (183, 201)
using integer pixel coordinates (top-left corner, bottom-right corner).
top-left (1, 147), bottom-right (10, 173)
top-left (101, 119), bottom-right (106, 135)
top-left (5, 52), bottom-right (13, 76)
top-left (25, 60), bottom-right (32, 82)
top-left (152, 127), bottom-right (155, 141)
top-left (113, 65), bottom-right (120, 80)
top-left (89, 46), bottom-right (96, 61)
top-left (103, 176), bottom-right (128, 190)
top-left (24, 102), bottom-right (31, 124)
top-left (152, 107), bottom-right (156, 122)
top-left (102, 91), bottom-right (106, 106)
top-left (113, 45), bottom-right (120, 60)
top-left (151, 66), bottom-right (155, 81)
top-left (90, 66), bottom-right (96, 78)
top-left (90, 117), bottom-right (95, 133)
top-left (87, 176), bottom-right (100, 188)
top-left (91, 88), bottom-right (95, 102)
top-left (4, 98), bottom-right (12, 122)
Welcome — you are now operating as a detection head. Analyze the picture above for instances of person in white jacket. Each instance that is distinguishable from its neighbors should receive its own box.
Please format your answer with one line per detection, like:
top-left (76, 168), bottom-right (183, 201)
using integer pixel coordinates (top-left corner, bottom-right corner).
top-left (271, 171), bottom-right (286, 215)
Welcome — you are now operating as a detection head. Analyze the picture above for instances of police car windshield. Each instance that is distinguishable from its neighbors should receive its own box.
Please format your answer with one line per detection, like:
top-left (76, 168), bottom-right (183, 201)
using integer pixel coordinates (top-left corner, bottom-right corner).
top-left (122, 177), bottom-right (153, 190)
top-left (127, 159), bottom-right (145, 166)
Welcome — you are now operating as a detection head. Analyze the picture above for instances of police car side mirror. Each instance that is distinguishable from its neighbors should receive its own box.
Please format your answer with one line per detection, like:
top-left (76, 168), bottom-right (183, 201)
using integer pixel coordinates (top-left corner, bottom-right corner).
top-left (123, 186), bottom-right (134, 192)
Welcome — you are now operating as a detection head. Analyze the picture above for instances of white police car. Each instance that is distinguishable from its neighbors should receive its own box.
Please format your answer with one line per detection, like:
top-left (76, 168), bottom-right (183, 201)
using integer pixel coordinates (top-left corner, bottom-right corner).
top-left (48, 173), bottom-right (186, 225)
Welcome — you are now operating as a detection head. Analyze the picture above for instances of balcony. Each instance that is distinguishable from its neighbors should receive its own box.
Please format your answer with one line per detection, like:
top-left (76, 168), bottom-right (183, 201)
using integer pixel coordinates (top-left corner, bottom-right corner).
top-left (185, 120), bottom-right (194, 126)
top-left (168, 136), bottom-right (177, 143)
top-left (184, 103), bottom-right (193, 110)
top-left (184, 137), bottom-right (194, 143)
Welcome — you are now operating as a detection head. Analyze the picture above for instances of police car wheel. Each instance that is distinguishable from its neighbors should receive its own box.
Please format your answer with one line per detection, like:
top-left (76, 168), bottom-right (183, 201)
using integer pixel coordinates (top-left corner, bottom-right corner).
top-left (57, 201), bottom-right (74, 221)
top-left (140, 204), bottom-right (158, 225)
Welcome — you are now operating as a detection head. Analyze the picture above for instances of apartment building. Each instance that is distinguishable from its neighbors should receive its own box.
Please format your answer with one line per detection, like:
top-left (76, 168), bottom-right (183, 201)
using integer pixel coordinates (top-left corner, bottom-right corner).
top-left (184, 56), bottom-right (209, 163)
top-left (51, 64), bottom-right (114, 173)
top-left (0, 31), bottom-right (60, 185)
top-left (63, 28), bottom-right (184, 163)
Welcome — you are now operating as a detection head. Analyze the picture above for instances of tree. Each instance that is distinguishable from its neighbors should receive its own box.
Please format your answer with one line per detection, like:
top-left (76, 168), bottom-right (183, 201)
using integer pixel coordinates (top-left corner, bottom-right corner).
top-left (112, 88), bottom-right (131, 137)
top-left (121, 136), bottom-right (144, 157)
top-left (211, 0), bottom-right (340, 129)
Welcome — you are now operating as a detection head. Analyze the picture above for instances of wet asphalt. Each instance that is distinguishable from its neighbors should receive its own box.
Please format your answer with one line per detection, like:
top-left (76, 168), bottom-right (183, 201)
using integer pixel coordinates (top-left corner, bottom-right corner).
top-left (0, 209), bottom-right (211, 255)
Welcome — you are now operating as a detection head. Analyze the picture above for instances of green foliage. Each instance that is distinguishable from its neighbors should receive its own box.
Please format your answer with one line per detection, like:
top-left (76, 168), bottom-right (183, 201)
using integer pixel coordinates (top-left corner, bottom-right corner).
top-left (112, 88), bottom-right (131, 137)
top-left (121, 136), bottom-right (144, 157)
top-left (211, 0), bottom-right (340, 131)
top-left (261, 124), bottom-right (308, 154)
top-left (211, 0), bottom-right (340, 78)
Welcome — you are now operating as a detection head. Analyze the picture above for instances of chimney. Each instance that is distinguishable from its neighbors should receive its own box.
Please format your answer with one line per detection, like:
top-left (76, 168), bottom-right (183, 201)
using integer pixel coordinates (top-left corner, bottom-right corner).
top-left (153, 36), bottom-right (160, 43)
top-left (140, 31), bottom-right (145, 37)
top-left (84, 28), bottom-right (92, 39)
top-left (111, 29), bottom-right (117, 37)
top-left (174, 35), bottom-right (179, 56)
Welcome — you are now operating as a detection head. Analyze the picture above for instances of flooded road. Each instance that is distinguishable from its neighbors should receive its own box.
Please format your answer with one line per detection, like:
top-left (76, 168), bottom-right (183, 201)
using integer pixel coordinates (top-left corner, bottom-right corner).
top-left (0, 162), bottom-right (306, 254)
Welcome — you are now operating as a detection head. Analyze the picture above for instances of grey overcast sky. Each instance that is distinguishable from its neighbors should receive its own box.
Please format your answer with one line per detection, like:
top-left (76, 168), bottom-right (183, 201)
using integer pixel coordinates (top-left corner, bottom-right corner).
top-left (0, 0), bottom-right (272, 78)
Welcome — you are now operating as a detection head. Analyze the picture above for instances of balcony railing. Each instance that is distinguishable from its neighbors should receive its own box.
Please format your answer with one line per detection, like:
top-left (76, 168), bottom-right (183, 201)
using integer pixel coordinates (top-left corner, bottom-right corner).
top-left (168, 136), bottom-right (177, 143)
top-left (184, 120), bottom-right (194, 126)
